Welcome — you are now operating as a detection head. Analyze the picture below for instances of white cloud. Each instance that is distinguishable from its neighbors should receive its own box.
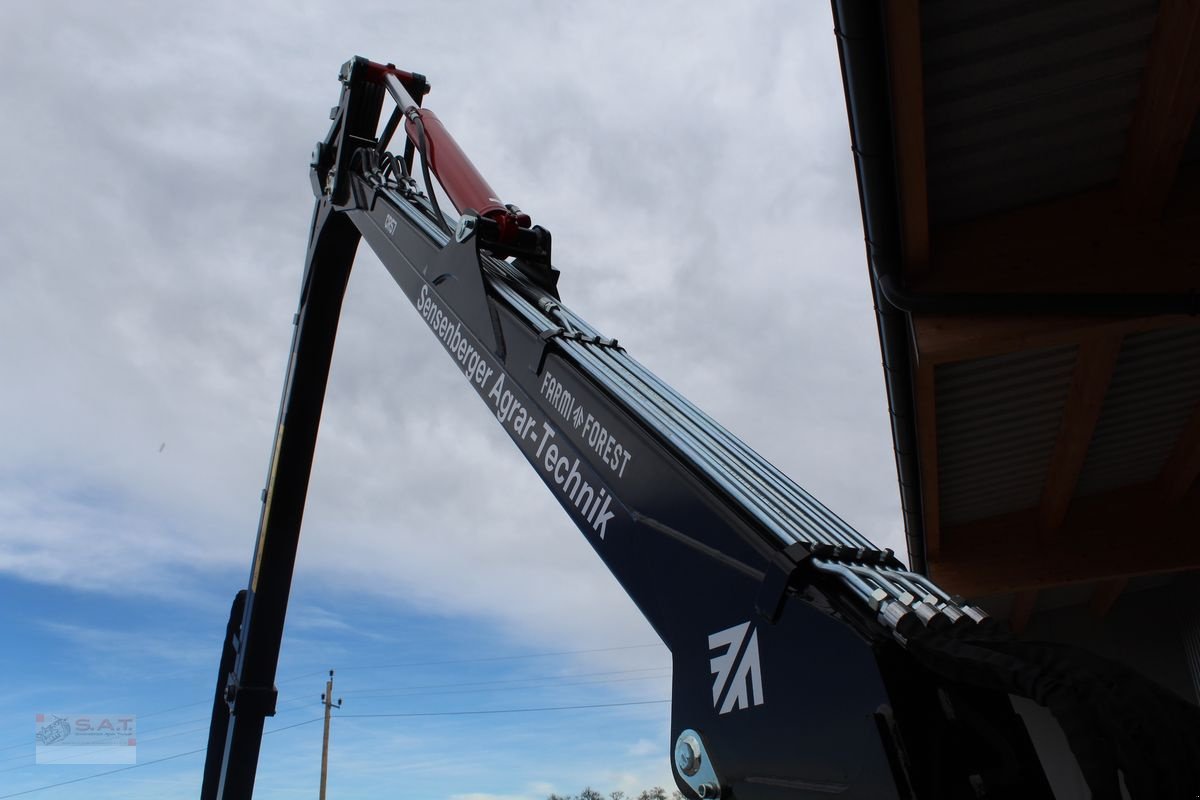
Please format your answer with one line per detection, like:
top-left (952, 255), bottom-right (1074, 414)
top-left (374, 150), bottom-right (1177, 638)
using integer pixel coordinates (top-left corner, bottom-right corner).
top-left (0, 0), bottom-right (903, 697)
top-left (627, 738), bottom-right (659, 758)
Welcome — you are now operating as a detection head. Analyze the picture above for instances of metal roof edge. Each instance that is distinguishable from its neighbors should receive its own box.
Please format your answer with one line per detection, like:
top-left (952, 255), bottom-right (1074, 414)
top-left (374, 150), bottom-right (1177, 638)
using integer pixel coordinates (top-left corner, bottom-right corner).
top-left (830, 0), bottom-right (929, 572)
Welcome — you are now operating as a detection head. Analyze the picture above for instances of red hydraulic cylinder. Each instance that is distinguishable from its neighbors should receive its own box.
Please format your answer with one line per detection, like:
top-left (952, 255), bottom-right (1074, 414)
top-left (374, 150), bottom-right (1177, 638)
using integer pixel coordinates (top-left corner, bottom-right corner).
top-left (372, 62), bottom-right (532, 239)
top-left (404, 110), bottom-right (509, 221)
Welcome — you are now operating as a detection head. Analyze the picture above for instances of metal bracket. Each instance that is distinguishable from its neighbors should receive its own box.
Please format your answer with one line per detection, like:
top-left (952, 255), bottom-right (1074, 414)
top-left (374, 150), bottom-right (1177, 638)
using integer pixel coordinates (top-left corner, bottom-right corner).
top-left (224, 676), bottom-right (279, 718)
top-left (809, 542), bottom-right (900, 568)
top-left (755, 541), bottom-right (812, 623)
top-left (674, 728), bottom-right (723, 799)
top-left (539, 327), bottom-right (621, 349)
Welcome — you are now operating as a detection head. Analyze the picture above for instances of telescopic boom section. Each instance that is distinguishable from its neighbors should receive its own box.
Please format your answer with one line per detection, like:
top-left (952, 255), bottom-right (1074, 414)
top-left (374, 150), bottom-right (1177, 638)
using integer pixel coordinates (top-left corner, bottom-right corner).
top-left (201, 56), bottom-right (1200, 800)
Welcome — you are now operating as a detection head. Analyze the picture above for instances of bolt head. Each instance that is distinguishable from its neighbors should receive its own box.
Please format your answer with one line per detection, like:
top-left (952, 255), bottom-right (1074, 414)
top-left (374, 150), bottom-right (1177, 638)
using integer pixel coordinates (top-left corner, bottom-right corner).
top-left (455, 214), bottom-right (478, 244)
top-left (674, 737), bottom-right (700, 776)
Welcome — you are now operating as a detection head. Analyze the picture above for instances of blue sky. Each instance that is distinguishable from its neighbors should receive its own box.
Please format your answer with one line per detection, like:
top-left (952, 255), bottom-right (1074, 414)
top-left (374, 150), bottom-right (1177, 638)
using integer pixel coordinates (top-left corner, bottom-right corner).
top-left (0, 2), bottom-right (903, 797)
top-left (0, 573), bottom-right (675, 798)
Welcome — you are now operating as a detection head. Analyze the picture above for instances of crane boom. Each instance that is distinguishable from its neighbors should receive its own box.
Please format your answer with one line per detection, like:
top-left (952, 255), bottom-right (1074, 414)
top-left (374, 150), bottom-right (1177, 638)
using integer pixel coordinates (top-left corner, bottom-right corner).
top-left (200, 56), bottom-right (1200, 800)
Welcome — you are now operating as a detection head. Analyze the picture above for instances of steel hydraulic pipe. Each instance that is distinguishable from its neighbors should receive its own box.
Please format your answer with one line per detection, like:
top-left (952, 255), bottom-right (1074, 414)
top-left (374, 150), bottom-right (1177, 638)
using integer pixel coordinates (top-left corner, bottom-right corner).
top-left (566, 336), bottom-right (853, 543)
top-left (484, 256), bottom-right (872, 552)
top-left (593, 346), bottom-right (878, 549)
top-left (546, 301), bottom-right (876, 549)
top-left (811, 560), bottom-right (881, 607)
top-left (540, 300), bottom-right (877, 550)
top-left (541, 333), bottom-right (825, 548)
top-left (579, 342), bottom-right (866, 549)
top-left (371, 171), bottom-right (875, 553)
top-left (848, 565), bottom-right (912, 603)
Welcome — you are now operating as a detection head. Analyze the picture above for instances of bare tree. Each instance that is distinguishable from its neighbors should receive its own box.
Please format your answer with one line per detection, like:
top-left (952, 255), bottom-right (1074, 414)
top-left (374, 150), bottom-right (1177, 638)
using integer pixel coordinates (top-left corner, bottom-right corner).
top-left (549, 786), bottom-right (672, 800)
top-left (635, 788), bottom-right (668, 800)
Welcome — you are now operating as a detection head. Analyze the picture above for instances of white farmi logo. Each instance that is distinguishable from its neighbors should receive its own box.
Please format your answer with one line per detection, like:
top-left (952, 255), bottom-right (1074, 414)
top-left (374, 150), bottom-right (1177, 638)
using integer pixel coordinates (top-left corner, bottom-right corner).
top-left (708, 622), bottom-right (764, 715)
top-left (384, 213), bottom-right (398, 234)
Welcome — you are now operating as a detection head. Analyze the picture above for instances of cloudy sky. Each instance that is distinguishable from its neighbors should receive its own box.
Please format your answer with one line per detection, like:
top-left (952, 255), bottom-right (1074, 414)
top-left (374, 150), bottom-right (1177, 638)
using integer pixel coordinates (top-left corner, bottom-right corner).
top-left (0, 2), bottom-right (903, 798)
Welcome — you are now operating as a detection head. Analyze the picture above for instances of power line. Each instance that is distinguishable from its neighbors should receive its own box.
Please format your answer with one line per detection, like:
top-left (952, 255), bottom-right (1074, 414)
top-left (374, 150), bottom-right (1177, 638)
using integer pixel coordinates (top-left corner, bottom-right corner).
top-left (0, 701), bottom-right (326, 772)
top-left (345, 672), bottom-right (671, 703)
top-left (0, 641), bottom-right (666, 755)
top-left (2, 666), bottom-right (668, 765)
top-left (0, 717), bottom-right (323, 800)
top-left (340, 665), bottom-right (671, 697)
top-left (337, 698), bottom-right (670, 719)
top-left (275, 642), bottom-right (666, 685)
top-left (5, 671), bottom-right (667, 768)
top-left (0, 699), bottom-right (670, 798)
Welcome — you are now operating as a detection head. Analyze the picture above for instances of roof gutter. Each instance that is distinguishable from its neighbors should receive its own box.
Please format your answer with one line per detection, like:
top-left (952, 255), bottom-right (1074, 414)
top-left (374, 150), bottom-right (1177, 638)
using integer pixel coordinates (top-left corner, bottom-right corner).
top-left (830, 0), bottom-right (930, 572)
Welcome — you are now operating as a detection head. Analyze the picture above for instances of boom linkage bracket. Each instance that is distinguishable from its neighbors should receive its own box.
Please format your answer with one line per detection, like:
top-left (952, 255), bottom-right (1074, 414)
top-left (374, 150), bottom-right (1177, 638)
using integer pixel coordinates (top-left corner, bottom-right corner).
top-left (755, 541), bottom-right (813, 623)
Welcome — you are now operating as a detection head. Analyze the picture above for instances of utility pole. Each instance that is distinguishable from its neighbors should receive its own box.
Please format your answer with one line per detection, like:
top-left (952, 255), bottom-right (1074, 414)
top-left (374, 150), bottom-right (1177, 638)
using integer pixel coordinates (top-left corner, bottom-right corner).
top-left (319, 670), bottom-right (342, 800)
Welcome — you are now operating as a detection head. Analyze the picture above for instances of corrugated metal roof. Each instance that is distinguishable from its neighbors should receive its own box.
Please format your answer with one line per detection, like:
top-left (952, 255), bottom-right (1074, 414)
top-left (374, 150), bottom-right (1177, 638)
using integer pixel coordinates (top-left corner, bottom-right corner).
top-left (937, 345), bottom-right (1078, 526)
top-left (1075, 327), bottom-right (1200, 496)
top-left (921, 0), bottom-right (1158, 224)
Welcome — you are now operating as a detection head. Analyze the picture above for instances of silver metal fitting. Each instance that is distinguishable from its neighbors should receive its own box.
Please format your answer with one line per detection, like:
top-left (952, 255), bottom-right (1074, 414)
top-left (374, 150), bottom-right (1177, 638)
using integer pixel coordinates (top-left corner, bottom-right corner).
top-left (674, 729), bottom-right (721, 800)
top-left (910, 600), bottom-right (944, 627)
top-left (877, 600), bottom-right (911, 631)
top-left (868, 587), bottom-right (889, 610)
top-left (962, 605), bottom-right (990, 624)
top-left (455, 214), bottom-right (478, 244)
top-left (939, 603), bottom-right (967, 625)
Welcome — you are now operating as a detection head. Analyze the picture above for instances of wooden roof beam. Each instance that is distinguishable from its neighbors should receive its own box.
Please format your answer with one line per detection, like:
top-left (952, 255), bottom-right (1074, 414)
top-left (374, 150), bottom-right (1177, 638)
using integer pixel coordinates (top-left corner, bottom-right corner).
top-left (1038, 335), bottom-right (1123, 535)
top-left (1089, 577), bottom-right (1128, 621)
top-left (1159, 399), bottom-right (1200, 502)
top-left (1010, 589), bottom-right (1038, 635)
top-left (912, 313), bottom-right (1195, 369)
top-left (927, 483), bottom-right (1200, 598)
top-left (921, 168), bottom-right (1200, 295)
top-left (1121, 0), bottom-right (1200, 219)
top-left (884, 0), bottom-right (930, 277)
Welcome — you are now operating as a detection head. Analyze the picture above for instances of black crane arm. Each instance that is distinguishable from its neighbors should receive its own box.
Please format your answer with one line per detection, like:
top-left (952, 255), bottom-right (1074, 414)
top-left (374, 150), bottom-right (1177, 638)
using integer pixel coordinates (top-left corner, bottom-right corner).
top-left (200, 57), bottom-right (1200, 800)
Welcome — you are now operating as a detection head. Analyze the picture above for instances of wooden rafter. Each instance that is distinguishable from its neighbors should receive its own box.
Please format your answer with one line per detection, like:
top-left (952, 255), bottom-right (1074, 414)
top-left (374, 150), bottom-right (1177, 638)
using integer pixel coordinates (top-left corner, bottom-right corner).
top-left (911, 314), bottom-right (1196, 369)
top-left (884, 0), bottom-right (930, 277)
top-left (915, 360), bottom-right (940, 558)
top-left (1089, 578), bottom-right (1128, 620)
top-left (1159, 400), bottom-right (1200, 501)
top-left (1038, 335), bottom-right (1123, 536)
top-left (929, 483), bottom-right (1200, 597)
top-left (921, 170), bottom-right (1200, 295)
top-left (1010, 589), bottom-right (1038, 635)
top-left (1120, 0), bottom-right (1200, 218)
